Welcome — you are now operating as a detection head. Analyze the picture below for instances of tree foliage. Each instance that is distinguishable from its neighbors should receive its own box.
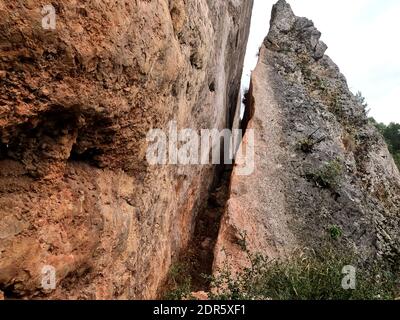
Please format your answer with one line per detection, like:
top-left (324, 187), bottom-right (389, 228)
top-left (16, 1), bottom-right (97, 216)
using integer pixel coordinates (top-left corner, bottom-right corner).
top-left (356, 91), bottom-right (370, 115)
top-left (370, 118), bottom-right (400, 169)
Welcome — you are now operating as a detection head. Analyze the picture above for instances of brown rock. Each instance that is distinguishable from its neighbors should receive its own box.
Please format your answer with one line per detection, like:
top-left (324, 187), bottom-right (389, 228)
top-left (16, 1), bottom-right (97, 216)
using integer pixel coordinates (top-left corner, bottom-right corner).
top-left (191, 291), bottom-right (209, 301)
top-left (0, 0), bottom-right (253, 299)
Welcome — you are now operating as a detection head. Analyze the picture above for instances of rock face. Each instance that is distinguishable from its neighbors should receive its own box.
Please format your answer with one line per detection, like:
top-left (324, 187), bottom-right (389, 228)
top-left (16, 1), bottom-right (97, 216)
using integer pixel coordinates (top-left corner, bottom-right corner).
top-left (0, 0), bottom-right (253, 299)
top-left (214, 0), bottom-right (400, 272)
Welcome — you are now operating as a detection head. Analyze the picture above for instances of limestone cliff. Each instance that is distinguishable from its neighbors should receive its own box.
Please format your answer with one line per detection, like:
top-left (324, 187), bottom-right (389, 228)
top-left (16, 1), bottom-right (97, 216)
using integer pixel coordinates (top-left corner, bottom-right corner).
top-left (214, 0), bottom-right (400, 273)
top-left (0, 0), bottom-right (253, 299)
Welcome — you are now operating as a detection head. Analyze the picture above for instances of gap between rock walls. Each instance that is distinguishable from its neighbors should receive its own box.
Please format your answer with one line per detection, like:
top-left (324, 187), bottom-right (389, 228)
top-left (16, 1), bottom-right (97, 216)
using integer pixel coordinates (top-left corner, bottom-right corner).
top-left (184, 163), bottom-right (233, 292)
top-left (159, 88), bottom-right (255, 298)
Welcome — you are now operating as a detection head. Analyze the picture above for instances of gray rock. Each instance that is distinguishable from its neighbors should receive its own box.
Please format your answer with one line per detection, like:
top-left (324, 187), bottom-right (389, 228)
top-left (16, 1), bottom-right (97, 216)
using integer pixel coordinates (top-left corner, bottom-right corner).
top-left (314, 41), bottom-right (328, 60)
top-left (214, 0), bottom-right (400, 274)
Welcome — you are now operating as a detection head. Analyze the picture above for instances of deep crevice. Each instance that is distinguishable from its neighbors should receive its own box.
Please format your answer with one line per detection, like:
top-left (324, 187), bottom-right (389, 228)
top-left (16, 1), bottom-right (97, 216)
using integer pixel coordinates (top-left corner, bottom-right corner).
top-left (162, 75), bottom-right (255, 297)
top-left (241, 82), bottom-right (255, 134)
top-left (184, 87), bottom-right (255, 292)
top-left (183, 164), bottom-right (233, 292)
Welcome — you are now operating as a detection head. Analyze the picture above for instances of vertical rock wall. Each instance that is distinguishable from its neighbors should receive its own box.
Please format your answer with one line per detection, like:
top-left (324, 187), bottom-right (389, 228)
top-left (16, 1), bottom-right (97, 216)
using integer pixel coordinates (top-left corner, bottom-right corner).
top-left (0, 0), bottom-right (253, 299)
top-left (214, 0), bottom-right (400, 273)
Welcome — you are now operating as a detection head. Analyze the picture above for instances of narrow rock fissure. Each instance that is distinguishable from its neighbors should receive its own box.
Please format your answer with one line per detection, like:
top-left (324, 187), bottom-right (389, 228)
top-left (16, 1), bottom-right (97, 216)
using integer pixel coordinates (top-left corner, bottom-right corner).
top-left (184, 164), bottom-right (233, 292)
top-left (162, 84), bottom-right (255, 297)
top-left (241, 84), bottom-right (255, 134)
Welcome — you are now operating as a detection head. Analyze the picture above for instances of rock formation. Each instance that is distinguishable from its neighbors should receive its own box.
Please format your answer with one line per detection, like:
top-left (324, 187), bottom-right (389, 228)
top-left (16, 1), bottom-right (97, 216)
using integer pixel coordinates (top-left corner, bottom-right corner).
top-left (1, 0), bottom-right (399, 300)
top-left (214, 0), bottom-right (400, 273)
top-left (0, 0), bottom-right (253, 299)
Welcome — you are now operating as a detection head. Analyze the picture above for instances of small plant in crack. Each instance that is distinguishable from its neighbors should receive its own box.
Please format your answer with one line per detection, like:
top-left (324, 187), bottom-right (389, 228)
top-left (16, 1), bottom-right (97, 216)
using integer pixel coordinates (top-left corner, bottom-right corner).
top-left (330, 96), bottom-right (349, 123)
top-left (237, 230), bottom-right (248, 252)
top-left (306, 159), bottom-right (343, 189)
top-left (317, 78), bottom-right (328, 91)
top-left (329, 225), bottom-right (343, 240)
top-left (298, 128), bottom-right (326, 153)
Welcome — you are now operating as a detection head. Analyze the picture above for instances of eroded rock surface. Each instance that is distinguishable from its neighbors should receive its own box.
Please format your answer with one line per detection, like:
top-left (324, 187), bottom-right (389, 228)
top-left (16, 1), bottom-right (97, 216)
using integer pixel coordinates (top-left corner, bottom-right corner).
top-left (0, 0), bottom-right (253, 299)
top-left (214, 0), bottom-right (400, 273)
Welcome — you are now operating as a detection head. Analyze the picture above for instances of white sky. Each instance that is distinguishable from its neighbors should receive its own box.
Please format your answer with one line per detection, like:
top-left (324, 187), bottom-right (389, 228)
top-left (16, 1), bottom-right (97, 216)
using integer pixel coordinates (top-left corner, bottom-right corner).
top-left (242, 0), bottom-right (400, 124)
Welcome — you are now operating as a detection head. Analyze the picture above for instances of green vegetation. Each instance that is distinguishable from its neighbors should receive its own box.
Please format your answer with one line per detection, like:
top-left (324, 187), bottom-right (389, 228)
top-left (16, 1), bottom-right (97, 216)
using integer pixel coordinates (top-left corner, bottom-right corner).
top-left (298, 129), bottom-right (326, 153)
top-left (164, 240), bottom-right (399, 301)
top-left (355, 92), bottom-right (399, 170)
top-left (306, 159), bottom-right (343, 189)
top-left (370, 119), bottom-right (400, 170)
top-left (329, 225), bottom-right (343, 240)
top-left (298, 137), bottom-right (316, 153)
top-left (356, 91), bottom-right (370, 116)
top-left (163, 262), bottom-right (193, 300)
top-left (207, 248), bottom-right (398, 300)
top-left (237, 231), bottom-right (248, 251)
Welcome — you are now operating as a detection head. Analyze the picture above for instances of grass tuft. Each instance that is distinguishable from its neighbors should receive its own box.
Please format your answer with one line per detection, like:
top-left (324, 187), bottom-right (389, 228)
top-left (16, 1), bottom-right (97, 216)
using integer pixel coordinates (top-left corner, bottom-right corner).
top-left (208, 248), bottom-right (398, 300)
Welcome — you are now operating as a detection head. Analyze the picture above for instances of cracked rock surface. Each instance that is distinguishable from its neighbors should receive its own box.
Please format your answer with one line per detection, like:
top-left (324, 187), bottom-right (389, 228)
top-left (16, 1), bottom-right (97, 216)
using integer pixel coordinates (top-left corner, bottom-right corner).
top-left (214, 0), bottom-right (400, 273)
top-left (0, 0), bottom-right (253, 299)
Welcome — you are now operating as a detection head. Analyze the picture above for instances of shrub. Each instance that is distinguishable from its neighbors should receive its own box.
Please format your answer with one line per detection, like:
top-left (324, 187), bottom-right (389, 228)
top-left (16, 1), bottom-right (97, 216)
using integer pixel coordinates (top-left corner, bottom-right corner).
top-left (393, 152), bottom-right (400, 170)
top-left (297, 129), bottom-right (326, 153)
top-left (355, 91), bottom-right (370, 116)
top-left (298, 138), bottom-right (316, 153)
top-left (370, 119), bottom-right (400, 170)
top-left (329, 225), bottom-right (343, 240)
top-left (163, 262), bottom-right (193, 300)
top-left (307, 159), bottom-right (343, 189)
top-left (208, 248), bottom-right (398, 300)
